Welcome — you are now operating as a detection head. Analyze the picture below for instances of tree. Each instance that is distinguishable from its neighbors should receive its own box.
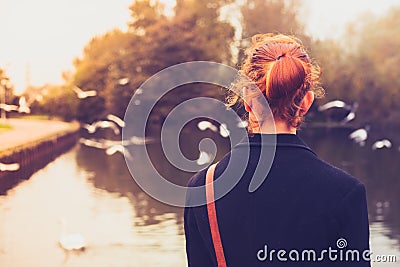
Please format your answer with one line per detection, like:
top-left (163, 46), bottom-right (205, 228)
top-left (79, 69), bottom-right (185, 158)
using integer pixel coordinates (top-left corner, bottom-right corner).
top-left (344, 7), bottom-right (400, 129)
top-left (71, 0), bottom-right (235, 123)
top-left (237, 0), bottom-right (308, 64)
top-left (32, 84), bottom-right (78, 121)
top-left (73, 29), bottom-right (133, 121)
top-left (0, 67), bottom-right (15, 105)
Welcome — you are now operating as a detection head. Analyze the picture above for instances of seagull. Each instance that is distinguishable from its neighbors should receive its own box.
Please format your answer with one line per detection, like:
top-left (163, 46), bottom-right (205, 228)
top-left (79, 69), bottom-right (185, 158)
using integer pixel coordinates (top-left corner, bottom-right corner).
top-left (80, 136), bottom-right (155, 149)
top-left (58, 218), bottom-right (86, 252)
top-left (237, 120), bottom-right (248, 128)
top-left (126, 136), bottom-right (156, 145)
top-left (219, 123), bottom-right (230, 138)
top-left (79, 137), bottom-right (141, 160)
top-left (82, 121), bottom-right (120, 135)
top-left (72, 86), bottom-right (97, 99)
top-left (318, 100), bottom-right (347, 111)
top-left (0, 162), bottom-right (20, 172)
top-left (341, 102), bottom-right (358, 124)
top-left (117, 78), bottom-right (130, 86)
top-left (105, 144), bottom-right (133, 161)
top-left (372, 139), bottom-right (392, 150)
top-left (196, 151), bottom-right (212, 165)
top-left (105, 144), bottom-right (124, 156)
top-left (106, 114), bottom-right (125, 128)
top-left (197, 121), bottom-right (218, 132)
top-left (0, 103), bottom-right (18, 112)
top-left (17, 96), bottom-right (31, 114)
top-left (348, 126), bottom-right (369, 146)
top-left (319, 100), bottom-right (358, 124)
top-left (79, 138), bottom-right (108, 149)
top-left (0, 97), bottom-right (31, 113)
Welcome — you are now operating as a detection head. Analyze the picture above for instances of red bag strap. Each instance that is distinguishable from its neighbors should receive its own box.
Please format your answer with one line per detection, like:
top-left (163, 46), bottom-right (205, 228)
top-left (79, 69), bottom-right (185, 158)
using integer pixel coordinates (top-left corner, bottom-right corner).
top-left (206, 163), bottom-right (227, 267)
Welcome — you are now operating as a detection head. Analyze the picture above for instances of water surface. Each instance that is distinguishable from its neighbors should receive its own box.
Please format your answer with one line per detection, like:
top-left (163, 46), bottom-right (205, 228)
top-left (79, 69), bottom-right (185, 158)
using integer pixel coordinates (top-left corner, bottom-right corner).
top-left (0, 128), bottom-right (398, 266)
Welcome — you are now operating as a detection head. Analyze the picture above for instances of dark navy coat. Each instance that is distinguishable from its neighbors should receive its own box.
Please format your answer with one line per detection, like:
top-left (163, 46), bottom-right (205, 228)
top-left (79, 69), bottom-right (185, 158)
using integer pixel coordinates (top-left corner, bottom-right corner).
top-left (185, 134), bottom-right (370, 266)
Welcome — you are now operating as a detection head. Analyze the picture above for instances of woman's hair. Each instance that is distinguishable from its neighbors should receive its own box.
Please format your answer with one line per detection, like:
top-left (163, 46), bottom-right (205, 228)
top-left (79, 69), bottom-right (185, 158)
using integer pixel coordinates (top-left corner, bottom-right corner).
top-left (228, 33), bottom-right (324, 129)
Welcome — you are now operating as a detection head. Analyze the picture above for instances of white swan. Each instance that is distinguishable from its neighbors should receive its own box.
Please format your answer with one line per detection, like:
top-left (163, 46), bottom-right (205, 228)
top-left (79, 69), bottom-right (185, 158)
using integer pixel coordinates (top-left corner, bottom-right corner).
top-left (58, 218), bottom-right (86, 252)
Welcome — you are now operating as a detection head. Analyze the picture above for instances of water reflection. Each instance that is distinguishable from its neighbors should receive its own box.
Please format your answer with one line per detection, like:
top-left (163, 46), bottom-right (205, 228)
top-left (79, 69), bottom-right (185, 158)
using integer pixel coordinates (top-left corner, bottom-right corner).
top-left (0, 146), bottom-right (186, 267)
top-left (0, 127), bottom-right (398, 266)
top-left (76, 142), bottom-right (185, 228)
top-left (299, 127), bottom-right (400, 265)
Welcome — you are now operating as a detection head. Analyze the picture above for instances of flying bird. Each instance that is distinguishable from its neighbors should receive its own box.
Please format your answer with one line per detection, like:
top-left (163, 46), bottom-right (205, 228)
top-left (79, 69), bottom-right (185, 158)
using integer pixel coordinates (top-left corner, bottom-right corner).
top-left (79, 138), bottom-right (108, 149)
top-left (319, 100), bottom-right (358, 124)
top-left (197, 121), bottom-right (218, 132)
top-left (0, 96), bottom-right (32, 114)
top-left (237, 120), bottom-right (248, 129)
top-left (105, 144), bottom-right (124, 156)
top-left (318, 100), bottom-right (347, 111)
top-left (341, 102), bottom-right (358, 124)
top-left (348, 126), bottom-right (369, 146)
top-left (117, 77), bottom-right (130, 86)
top-left (80, 137), bottom-right (147, 161)
top-left (0, 103), bottom-right (18, 112)
top-left (372, 139), bottom-right (392, 150)
top-left (0, 162), bottom-right (20, 172)
top-left (18, 96), bottom-right (31, 114)
top-left (72, 86), bottom-right (97, 99)
top-left (126, 136), bottom-right (156, 145)
top-left (106, 114), bottom-right (125, 128)
top-left (196, 151), bottom-right (212, 165)
top-left (82, 121), bottom-right (120, 135)
top-left (105, 144), bottom-right (133, 161)
top-left (219, 123), bottom-right (230, 138)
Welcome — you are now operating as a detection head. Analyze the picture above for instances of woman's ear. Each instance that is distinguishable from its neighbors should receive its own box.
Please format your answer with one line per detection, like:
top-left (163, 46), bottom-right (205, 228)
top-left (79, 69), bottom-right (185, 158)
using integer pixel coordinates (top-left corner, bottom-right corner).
top-left (299, 91), bottom-right (315, 115)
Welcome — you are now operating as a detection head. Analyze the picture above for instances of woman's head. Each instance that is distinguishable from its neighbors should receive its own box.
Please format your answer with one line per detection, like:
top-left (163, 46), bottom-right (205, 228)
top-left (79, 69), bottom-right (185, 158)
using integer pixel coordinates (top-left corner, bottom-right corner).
top-left (230, 33), bottom-right (324, 131)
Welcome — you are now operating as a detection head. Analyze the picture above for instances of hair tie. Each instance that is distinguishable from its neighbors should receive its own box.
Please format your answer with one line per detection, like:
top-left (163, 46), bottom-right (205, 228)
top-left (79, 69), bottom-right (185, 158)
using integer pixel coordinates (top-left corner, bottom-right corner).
top-left (276, 53), bottom-right (286, 61)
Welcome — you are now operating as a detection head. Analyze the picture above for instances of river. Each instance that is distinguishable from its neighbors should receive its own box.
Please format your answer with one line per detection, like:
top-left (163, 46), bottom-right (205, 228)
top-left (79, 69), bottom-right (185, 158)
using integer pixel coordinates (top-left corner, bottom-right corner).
top-left (0, 127), bottom-right (398, 266)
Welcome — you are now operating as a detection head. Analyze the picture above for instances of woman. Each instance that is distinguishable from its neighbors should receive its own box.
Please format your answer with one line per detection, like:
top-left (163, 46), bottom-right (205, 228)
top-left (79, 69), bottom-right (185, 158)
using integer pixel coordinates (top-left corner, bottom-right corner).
top-left (184, 33), bottom-right (370, 266)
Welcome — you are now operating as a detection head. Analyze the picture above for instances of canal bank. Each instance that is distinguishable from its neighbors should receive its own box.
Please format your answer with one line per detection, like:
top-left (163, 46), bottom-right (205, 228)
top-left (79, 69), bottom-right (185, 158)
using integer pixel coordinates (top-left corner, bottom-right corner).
top-left (0, 119), bottom-right (80, 194)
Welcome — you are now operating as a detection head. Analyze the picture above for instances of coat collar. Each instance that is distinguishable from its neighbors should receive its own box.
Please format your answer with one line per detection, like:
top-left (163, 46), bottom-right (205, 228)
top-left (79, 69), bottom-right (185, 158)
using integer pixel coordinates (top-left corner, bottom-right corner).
top-left (235, 133), bottom-right (316, 156)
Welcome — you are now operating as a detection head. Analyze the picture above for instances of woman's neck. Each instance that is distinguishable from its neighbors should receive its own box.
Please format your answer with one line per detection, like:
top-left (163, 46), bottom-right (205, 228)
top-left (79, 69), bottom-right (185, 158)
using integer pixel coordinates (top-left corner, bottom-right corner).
top-left (251, 120), bottom-right (296, 134)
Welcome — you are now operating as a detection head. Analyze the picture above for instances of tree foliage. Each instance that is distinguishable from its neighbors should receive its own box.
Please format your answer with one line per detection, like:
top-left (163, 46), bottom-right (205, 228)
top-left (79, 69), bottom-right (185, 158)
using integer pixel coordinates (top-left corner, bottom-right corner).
top-left (71, 0), bottom-right (235, 123)
top-left (0, 67), bottom-right (15, 105)
top-left (237, 0), bottom-right (308, 64)
top-left (34, 0), bottom-right (399, 131)
top-left (311, 7), bottom-right (400, 129)
top-left (31, 84), bottom-right (78, 121)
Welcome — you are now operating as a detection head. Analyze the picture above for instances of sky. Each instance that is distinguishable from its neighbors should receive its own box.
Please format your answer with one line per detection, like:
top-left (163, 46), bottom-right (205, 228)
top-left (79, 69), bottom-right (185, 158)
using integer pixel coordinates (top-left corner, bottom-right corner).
top-left (1, 0), bottom-right (400, 94)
